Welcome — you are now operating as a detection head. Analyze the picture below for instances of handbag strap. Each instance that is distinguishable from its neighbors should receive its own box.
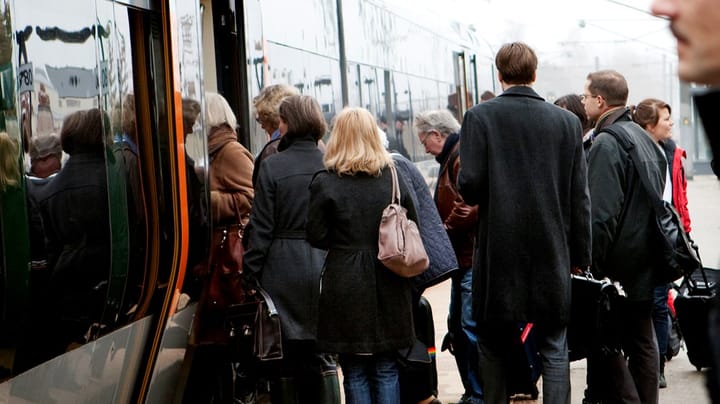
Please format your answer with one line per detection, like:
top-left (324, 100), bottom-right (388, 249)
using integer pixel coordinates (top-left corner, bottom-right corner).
top-left (389, 164), bottom-right (400, 204)
top-left (254, 286), bottom-right (279, 317)
top-left (601, 124), bottom-right (667, 218)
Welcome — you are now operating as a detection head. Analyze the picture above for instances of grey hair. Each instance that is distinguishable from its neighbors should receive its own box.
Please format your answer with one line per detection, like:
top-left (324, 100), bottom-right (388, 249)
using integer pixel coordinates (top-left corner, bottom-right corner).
top-left (204, 92), bottom-right (238, 130)
top-left (414, 109), bottom-right (460, 136)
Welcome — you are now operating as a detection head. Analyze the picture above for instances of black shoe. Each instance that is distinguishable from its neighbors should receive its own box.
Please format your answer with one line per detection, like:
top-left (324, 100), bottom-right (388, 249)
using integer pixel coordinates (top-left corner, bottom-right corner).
top-left (660, 372), bottom-right (668, 388)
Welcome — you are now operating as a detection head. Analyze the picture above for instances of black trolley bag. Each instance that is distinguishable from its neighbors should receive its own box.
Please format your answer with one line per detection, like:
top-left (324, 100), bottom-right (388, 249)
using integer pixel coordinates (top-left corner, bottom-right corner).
top-left (399, 295), bottom-right (439, 404)
top-left (674, 266), bottom-right (719, 370)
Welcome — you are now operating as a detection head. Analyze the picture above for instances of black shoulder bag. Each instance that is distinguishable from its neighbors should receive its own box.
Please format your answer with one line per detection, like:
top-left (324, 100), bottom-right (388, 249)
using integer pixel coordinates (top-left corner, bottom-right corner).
top-left (602, 124), bottom-right (702, 283)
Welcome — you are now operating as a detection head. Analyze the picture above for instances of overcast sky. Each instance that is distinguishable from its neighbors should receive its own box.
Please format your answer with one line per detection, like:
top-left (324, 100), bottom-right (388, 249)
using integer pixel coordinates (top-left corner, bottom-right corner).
top-left (382, 0), bottom-right (676, 64)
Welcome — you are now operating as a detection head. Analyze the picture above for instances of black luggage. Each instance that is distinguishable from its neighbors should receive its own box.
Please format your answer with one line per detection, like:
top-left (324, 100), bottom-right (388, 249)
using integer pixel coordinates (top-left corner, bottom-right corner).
top-left (507, 323), bottom-right (541, 400)
top-left (399, 295), bottom-right (438, 404)
top-left (674, 267), bottom-right (719, 370)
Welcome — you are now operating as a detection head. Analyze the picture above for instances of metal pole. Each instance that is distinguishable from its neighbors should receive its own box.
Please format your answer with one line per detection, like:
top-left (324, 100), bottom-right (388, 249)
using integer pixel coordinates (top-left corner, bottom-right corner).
top-left (336, 0), bottom-right (349, 107)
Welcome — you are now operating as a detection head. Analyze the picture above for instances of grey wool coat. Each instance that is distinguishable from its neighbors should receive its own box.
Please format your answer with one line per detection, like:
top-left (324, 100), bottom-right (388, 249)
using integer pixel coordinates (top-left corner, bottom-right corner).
top-left (307, 165), bottom-right (417, 354)
top-left (457, 86), bottom-right (592, 326)
top-left (243, 136), bottom-right (327, 341)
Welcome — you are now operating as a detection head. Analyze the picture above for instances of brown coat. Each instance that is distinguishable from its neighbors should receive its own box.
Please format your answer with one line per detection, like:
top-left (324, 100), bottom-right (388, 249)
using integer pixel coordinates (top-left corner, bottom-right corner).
top-left (207, 125), bottom-right (254, 224)
top-left (436, 142), bottom-right (477, 268)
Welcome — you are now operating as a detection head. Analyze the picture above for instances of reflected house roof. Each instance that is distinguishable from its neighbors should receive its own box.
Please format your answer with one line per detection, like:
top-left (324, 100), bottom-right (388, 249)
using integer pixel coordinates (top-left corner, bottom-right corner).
top-left (45, 65), bottom-right (98, 98)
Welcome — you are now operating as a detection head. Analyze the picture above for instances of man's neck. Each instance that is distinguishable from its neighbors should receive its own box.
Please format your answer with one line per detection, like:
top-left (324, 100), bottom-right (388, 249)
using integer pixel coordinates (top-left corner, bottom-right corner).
top-left (501, 83), bottom-right (533, 91)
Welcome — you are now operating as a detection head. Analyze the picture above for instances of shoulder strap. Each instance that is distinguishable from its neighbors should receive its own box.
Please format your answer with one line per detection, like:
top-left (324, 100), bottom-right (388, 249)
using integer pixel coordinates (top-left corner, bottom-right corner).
top-left (389, 164), bottom-right (400, 204)
top-left (601, 123), bottom-right (666, 217)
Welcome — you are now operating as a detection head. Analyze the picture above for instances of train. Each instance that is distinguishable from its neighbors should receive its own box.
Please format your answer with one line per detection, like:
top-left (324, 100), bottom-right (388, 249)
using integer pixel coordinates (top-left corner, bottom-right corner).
top-left (0, 0), bottom-right (491, 402)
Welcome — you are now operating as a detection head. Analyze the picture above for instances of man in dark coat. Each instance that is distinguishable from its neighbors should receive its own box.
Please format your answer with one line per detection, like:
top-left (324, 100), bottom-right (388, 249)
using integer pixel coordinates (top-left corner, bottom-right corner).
top-left (415, 109), bottom-right (482, 404)
top-left (582, 69), bottom-right (665, 404)
top-left (457, 42), bottom-right (591, 404)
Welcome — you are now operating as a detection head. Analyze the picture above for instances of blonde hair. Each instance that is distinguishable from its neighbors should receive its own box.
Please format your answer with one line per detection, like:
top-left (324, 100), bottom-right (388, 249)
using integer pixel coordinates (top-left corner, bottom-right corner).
top-left (205, 92), bottom-right (238, 130)
top-left (324, 107), bottom-right (392, 176)
top-left (0, 132), bottom-right (20, 192)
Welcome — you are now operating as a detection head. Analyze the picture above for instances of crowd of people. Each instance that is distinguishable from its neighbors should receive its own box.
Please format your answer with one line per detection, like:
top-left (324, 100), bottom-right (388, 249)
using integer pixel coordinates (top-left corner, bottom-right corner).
top-left (4, 0), bottom-right (720, 401)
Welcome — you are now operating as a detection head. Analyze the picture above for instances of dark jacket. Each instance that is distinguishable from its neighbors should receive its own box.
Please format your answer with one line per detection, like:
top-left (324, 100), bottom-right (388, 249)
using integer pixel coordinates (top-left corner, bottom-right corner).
top-left (392, 154), bottom-right (458, 290)
top-left (694, 90), bottom-right (720, 179)
top-left (588, 109), bottom-right (667, 300)
top-left (434, 134), bottom-right (477, 269)
top-left (36, 152), bottom-right (110, 321)
top-left (307, 166), bottom-right (416, 353)
top-left (457, 86), bottom-right (591, 325)
top-left (244, 136), bottom-right (327, 341)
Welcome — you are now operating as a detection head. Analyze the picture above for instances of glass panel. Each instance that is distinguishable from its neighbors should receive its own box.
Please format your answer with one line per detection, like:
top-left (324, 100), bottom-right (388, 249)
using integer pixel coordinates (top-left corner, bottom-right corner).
top-left (176, 0), bottom-right (209, 305)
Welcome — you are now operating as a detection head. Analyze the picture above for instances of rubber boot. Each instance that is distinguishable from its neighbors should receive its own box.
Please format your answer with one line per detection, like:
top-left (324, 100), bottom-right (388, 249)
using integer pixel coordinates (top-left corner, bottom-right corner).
top-left (318, 371), bottom-right (341, 404)
top-left (271, 377), bottom-right (298, 404)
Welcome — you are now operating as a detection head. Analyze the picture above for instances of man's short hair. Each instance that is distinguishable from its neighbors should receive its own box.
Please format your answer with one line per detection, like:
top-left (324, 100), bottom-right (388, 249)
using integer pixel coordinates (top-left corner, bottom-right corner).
top-left (414, 110), bottom-right (461, 136)
top-left (586, 70), bottom-right (629, 107)
top-left (495, 42), bottom-right (537, 85)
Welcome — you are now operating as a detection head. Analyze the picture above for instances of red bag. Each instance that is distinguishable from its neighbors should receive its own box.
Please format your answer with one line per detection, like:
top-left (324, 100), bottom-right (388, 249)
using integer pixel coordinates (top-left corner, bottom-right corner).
top-left (207, 224), bottom-right (246, 310)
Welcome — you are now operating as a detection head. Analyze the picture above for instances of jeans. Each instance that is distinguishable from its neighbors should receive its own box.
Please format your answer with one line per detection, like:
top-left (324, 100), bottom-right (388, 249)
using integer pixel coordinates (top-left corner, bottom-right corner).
top-left (477, 322), bottom-right (569, 404)
top-left (448, 267), bottom-right (483, 400)
top-left (340, 353), bottom-right (400, 404)
top-left (652, 284), bottom-right (671, 364)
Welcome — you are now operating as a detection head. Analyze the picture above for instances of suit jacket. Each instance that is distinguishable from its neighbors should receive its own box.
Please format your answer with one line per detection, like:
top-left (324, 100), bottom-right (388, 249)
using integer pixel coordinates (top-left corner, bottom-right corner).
top-left (457, 86), bottom-right (591, 325)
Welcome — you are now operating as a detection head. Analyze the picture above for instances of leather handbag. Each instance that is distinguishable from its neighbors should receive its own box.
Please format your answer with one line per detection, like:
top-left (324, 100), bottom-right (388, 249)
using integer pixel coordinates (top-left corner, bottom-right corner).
top-left (207, 224), bottom-right (246, 310)
top-left (568, 271), bottom-right (626, 361)
top-left (225, 286), bottom-right (283, 361)
top-left (377, 164), bottom-right (429, 277)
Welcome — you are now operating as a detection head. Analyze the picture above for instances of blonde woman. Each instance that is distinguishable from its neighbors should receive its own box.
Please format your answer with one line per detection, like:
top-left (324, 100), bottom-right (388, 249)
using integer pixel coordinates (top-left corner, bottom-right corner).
top-left (307, 107), bottom-right (417, 404)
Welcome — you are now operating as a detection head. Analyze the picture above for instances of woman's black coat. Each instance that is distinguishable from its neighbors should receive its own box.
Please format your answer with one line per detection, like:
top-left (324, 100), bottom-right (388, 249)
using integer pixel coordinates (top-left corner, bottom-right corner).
top-left (244, 137), bottom-right (327, 341)
top-left (307, 165), bottom-right (417, 353)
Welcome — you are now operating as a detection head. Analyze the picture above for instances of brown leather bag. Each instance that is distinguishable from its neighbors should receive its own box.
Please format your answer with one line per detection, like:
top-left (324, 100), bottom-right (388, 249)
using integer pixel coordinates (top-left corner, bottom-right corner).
top-left (377, 164), bottom-right (429, 277)
top-left (206, 223), bottom-right (246, 310)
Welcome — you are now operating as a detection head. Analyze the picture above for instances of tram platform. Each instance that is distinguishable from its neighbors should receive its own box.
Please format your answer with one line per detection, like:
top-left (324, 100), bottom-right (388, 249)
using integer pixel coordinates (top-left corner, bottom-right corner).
top-left (423, 174), bottom-right (720, 404)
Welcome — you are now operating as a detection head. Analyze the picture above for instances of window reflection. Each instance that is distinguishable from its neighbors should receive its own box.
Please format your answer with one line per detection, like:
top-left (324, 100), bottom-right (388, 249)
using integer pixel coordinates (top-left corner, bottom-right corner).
top-left (0, 0), bottom-right (152, 374)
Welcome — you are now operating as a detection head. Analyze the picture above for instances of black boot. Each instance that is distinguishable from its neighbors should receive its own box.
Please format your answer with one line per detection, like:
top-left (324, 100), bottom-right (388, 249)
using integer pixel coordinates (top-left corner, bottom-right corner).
top-left (271, 377), bottom-right (298, 404)
top-left (318, 371), bottom-right (341, 404)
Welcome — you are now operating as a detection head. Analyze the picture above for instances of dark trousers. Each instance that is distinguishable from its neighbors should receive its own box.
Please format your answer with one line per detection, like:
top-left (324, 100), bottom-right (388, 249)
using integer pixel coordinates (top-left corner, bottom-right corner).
top-left (586, 299), bottom-right (659, 404)
top-left (477, 321), bottom-right (569, 404)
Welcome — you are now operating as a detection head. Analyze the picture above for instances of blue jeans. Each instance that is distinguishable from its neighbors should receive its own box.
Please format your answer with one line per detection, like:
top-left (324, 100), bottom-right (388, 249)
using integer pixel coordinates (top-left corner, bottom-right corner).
top-left (478, 322), bottom-right (569, 404)
top-left (448, 267), bottom-right (483, 400)
top-left (652, 284), bottom-right (670, 364)
top-left (340, 353), bottom-right (400, 404)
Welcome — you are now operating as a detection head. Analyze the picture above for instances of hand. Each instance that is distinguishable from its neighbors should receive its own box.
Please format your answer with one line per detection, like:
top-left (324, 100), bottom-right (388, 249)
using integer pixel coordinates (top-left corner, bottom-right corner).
top-left (241, 271), bottom-right (261, 291)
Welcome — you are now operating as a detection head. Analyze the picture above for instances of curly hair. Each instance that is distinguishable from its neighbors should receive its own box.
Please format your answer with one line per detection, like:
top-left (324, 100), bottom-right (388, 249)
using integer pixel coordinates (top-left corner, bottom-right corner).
top-left (252, 84), bottom-right (298, 133)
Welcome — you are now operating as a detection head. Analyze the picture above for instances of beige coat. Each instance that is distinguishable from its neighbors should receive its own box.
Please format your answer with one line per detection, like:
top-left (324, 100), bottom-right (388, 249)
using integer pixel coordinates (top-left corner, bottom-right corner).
top-left (207, 125), bottom-right (254, 224)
